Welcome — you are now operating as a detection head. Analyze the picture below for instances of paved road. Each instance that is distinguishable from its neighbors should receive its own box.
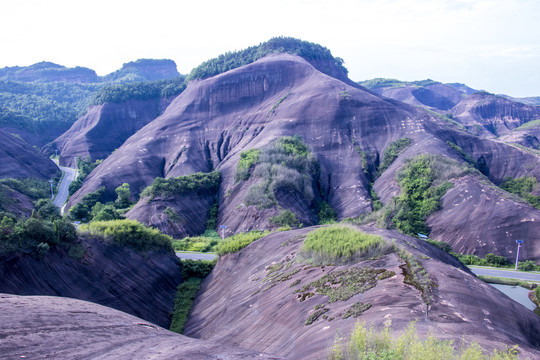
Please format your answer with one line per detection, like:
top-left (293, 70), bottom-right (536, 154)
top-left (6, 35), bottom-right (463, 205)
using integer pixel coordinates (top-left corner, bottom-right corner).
top-left (176, 252), bottom-right (218, 261)
top-left (53, 164), bottom-right (78, 213)
top-left (469, 266), bottom-right (540, 282)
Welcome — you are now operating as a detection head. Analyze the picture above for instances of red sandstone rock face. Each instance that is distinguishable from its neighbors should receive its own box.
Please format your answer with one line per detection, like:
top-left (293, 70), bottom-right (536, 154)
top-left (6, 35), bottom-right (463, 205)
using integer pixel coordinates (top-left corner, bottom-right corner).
top-left (52, 98), bottom-right (172, 167)
top-left (67, 53), bottom-right (540, 259)
top-left (372, 83), bottom-right (464, 111)
top-left (183, 227), bottom-right (540, 359)
top-left (427, 175), bottom-right (540, 262)
top-left (0, 294), bottom-right (282, 359)
top-left (451, 93), bottom-right (540, 137)
top-left (0, 128), bottom-right (59, 179)
top-left (0, 236), bottom-right (181, 328)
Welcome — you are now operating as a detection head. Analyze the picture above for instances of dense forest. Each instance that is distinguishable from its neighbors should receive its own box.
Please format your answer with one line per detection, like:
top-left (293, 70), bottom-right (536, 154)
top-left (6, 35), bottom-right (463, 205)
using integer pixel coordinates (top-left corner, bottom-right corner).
top-left (187, 36), bottom-right (348, 81)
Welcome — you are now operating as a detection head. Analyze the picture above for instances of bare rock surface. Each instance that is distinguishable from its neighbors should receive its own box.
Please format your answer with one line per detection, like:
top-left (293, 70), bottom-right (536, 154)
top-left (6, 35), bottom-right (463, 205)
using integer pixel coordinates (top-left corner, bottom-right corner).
top-left (427, 175), bottom-right (540, 262)
top-left (0, 128), bottom-right (59, 179)
top-left (184, 227), bottom-right (540, 359)
top-left (0, 236), bottom-right (181, 328)
top-left (67, 54), bottom-right (540, 256)
top-left (0, 293), bottom-right (282, 360)
top-left (52, 98), bottom-right (171, 167)
top-left (451, 93), bottom-right (540, 137)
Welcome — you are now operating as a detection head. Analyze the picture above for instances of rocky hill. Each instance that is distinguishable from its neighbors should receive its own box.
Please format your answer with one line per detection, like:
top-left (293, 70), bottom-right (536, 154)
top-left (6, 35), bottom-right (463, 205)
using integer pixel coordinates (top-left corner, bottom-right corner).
top-left (451, 92), bottom-right (540, 137)
top-left (67, 51), bottom-right (540, 262)
top-left (0, 128), bottom-right (58, 179)
top-left (51, 97), bottom-right (173, 166)
top-left (360, 78), bottom-right (465, 111)
top-left (102, 59), bottom-right (180, 83)
top-left (0, 235), bottom-right (181, 327)
top-left (184, 226), bottom-right (540, 359)
top-left (0, 294), bottom-right (281, 359)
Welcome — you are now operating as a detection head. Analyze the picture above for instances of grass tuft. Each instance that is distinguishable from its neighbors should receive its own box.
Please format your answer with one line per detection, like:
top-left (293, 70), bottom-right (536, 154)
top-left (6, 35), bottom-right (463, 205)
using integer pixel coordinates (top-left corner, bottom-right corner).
top-left (298, 225), bottom-right (393, 265)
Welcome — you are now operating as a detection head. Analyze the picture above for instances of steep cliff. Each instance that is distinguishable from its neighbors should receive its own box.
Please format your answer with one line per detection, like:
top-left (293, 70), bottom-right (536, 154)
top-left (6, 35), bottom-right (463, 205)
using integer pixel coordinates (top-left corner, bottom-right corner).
top-left (0, 128), bottom-right (59, 179)
top-left (52, 98), bottom-right (172, 166)
top-left (0, 235), bottom-right (181, 328)
top-left (451, 92), bottom-right (540, 137)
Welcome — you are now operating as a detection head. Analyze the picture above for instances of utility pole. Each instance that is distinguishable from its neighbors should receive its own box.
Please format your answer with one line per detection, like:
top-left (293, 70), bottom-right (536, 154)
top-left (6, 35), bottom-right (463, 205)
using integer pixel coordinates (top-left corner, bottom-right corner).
top-left (514, 240), bottom-right (523, 270)
top-left (49, 179), bottom-right (54, 199)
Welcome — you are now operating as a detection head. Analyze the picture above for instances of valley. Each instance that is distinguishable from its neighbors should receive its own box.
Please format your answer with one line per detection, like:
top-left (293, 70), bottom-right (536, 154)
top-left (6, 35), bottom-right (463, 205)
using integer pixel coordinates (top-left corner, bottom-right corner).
top-left (1, 37), bottom-right (539, 359)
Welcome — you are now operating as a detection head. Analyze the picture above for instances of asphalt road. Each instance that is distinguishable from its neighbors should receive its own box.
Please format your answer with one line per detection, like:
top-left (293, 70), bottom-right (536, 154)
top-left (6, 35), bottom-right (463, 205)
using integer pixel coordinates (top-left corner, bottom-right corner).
top-left (53, 165), bottom-right (78, 212)
top-left (176, 252), bottom-right (218, 261)
top-left (469, 266), bottom-right (540, 282)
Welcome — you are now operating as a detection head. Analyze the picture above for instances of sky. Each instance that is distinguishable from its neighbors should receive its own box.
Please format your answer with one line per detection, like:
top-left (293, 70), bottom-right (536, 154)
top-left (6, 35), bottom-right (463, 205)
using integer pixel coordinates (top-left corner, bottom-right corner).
top-left (2, 0), bottom-right (539, 97)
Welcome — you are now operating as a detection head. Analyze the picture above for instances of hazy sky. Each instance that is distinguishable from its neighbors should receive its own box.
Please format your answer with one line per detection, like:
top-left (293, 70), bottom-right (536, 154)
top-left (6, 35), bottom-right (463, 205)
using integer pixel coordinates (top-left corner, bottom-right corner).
top-left (2, 0), bottom-right (539, 97)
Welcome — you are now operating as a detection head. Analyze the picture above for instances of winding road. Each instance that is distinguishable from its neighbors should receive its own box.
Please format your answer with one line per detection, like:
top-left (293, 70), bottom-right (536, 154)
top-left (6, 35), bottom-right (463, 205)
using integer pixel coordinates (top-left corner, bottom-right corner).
top-left (469, 266), bottom-right (540, 282)
top-left (53, 163), bottom-right (78, 214)
top-left (176, 252), bottom-right (218, 261)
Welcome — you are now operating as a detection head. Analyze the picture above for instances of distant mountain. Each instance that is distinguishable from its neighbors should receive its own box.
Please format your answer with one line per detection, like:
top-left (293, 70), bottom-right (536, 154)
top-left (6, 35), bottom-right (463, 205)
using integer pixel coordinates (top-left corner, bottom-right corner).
top-left (0, 61), bottom-right (99, 83)
top-left (102, 59), bottom-right (180, 83)
top-left (0, 59), bottom-right (182, 147)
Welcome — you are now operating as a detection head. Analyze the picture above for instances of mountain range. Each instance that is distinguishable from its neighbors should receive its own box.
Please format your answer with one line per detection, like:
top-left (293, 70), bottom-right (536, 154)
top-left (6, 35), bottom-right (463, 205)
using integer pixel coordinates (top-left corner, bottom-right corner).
top-left (1, 37), bottom-right (539, 359)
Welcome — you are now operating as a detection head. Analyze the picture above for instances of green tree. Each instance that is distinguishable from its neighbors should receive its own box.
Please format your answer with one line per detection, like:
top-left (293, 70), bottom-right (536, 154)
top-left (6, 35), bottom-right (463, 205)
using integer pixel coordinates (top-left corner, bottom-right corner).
top-left (115, 183), bottom-right (131, 209)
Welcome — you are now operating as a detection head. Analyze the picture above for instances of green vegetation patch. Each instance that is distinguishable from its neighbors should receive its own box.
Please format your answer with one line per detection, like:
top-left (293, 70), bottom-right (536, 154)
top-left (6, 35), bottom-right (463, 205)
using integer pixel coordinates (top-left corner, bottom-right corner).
top-left (318, 202), bottom-right (337, 224)
top-left (342, 302), bottom-right (372, 319)
top-left (388, 154), bottom-right (475, 235)
top-left (446, 141), bottom-right (475, 165)
top-left (295, 267), bottom-right (394, 303)
top-left (235, 149), bottom-right (261, 182)
top-left (328, 321), bottom-right (520, 360)
top-left (269, 210), bottom-right (300, 228)
top-left (68, 157), bottom-right (102, 196)
top-left (500, 176), bottom-right (540, 209)
top-left (92, 77), bottom-right (186, 105)
top-left (187, 37), bottom-right (347, 81)
top-left (514, 119), bottom-right (540, 131)
top-left (377, 138), bottom-right (411, 176)
top-left (169, 278), bottom-right (202, 333)
top-left (79, 219), bottom-right (173, 253)
top-left (0, 213), bottom-right (77, 256)
top-left (298, 226), bottom-right (393, 265)
top-left (141, 171), bottom-right (220, 199)
top-left (242, 135), bottom-right (318, 210)
top-left (217, 230), bottom-right (270, 255)
top-left (358, 78), bottom-right (439, 89)
top-left (0, 178), bottom-right (51, 200)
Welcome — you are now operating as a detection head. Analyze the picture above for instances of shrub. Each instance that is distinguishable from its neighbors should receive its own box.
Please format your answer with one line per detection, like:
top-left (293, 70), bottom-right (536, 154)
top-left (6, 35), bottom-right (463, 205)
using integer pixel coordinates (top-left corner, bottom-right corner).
top-left (181, 259), bottom-right (216, 279)
top-left (241, 136), bottom-right (318, 209)
top-left (298, 226), bottom-right (393, 265)
top-left (92, 77), bottom-right (186, 105)
top-left (235, 149), bottom-right (260, 181)
top-left (269, 210), bottom-right (300, 228)
top-left (318, 202), bottom-right (337, 224)
top-left (140, 171), bottom-right (220, 199)
top-left (69, 187), bottom-right (106, 221)
top-left (517, 260), bottom-right (539, 271)
top-left (0, 178), bottom-right (51, 200)
top-left (427, 239), bottom-right (452, 253)
top-left (169, 278), bottom-right (202, 334)
top-left (327, 321), bottom-right (519, 360)
top-left (377, 138), bottom-right (411, 175)
top-left (484, 253), bottom-right (509, 267)
top-left (79, 219), bottom-right (173, 253)
top-left (217, 230), bottom-right (270, 255)
top-left (500, 177), bottom-right (540, 209)
top-left (390, 154), bottom-right (472, 236)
